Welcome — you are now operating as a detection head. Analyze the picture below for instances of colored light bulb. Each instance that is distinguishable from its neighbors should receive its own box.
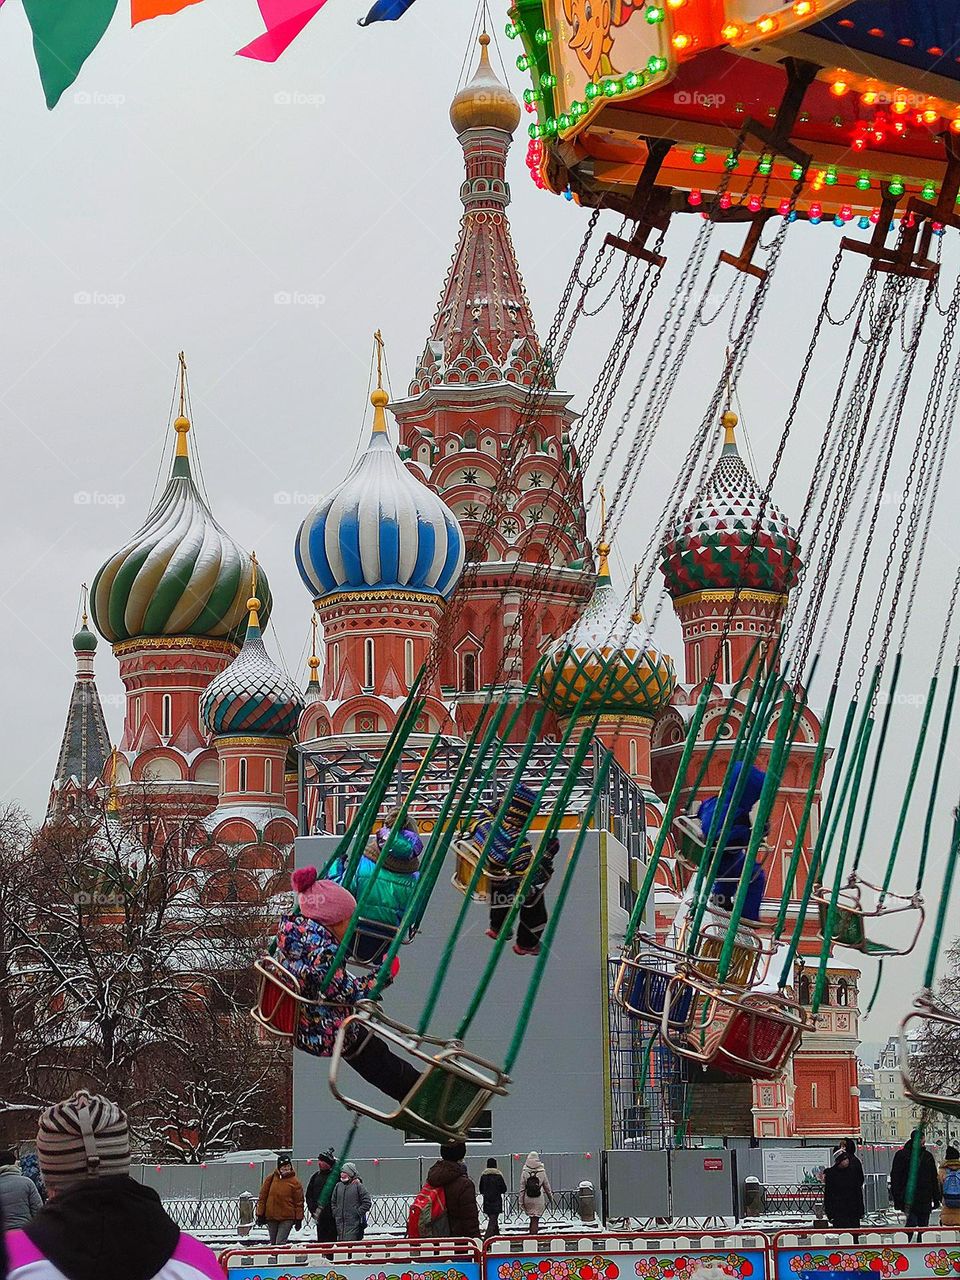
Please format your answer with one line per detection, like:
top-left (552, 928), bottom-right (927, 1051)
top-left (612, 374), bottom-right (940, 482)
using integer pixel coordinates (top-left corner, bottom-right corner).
top-left (758, 154), bottom-right (773, 175)
top-left (923, 109), bottom-right (939, 125)
top-left (809, 202), bottom-right (822, 223)
top-left (523, 88), bottom-right (541, 105)
top-left (688, 189), bottom-right (702, 206)
top-left (529, 123), bottom-right (542, 139)
top-left (825, 166), bottom-right (838, 186)
top-left (748, 195), bottom-right (762, 212)
top-left (856, 172), bottom-right (870, 191)
top-left (544, 117), bottom-right (558, 134)
top-left (517, 54), bottom-right (532, 71)
top-left (922, 181), bottom-right (937, 201)
top-left (791, 163), bottom-right (804, 181)
top-left (541, 73), bottom-right (557, 88)
top-left (719, 192), bottom-right (732, 209)
top-left (756, 14), bottom-right (777, 34)
top-left (623, 70), bottom-right (642, 90)
top-left (840, 204), bottom-right (853, 220)
top-left (721, 22), bottom-right (742, 40)
top-left (833, 215), bottom-right (843, 227)
top-left (603, 78), bottom-right (621, 96)
top-left (724, 151), bottom-right (738, 170)
top-left (793, 0), bottom-right (814, 15)
top-left (830, 81), bottom-right (847, 97)
top-left (585, 81), bottom-right (600, 99)
top-left (647, 55), bottom-right (668, 73)
top-left (535, 27), bottom-right (552, 44)
top-left (889, 176), bottom-right (905, 197)
top-left (778, 198), bottom-right (791, 216)
top-left (858, 216), bottom-right (870, 230)
top-left (505, 20), bottom-right (522, 38)
top-left (563, 186), bottom-right (573, 201)
top-left (672, 31), bottom-right (692, 50)
top-left (645, 5), bottom-right (665, 22)
top-left (869, 208), bottom-right (880, 224)
top-left (692, 144), bottom-right (706, 164)
top-left (558, 113), bottom-right (572, 130)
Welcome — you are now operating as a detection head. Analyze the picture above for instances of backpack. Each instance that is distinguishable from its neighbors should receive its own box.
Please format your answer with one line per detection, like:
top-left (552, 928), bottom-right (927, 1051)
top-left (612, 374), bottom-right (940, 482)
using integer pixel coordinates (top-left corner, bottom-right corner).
top-left (408, 1183), bottom-right (449, 1238)
top-left (525, 1172), bottom-right (542, 1199)
top-left (944, 1168), bottom-right (960, 1209)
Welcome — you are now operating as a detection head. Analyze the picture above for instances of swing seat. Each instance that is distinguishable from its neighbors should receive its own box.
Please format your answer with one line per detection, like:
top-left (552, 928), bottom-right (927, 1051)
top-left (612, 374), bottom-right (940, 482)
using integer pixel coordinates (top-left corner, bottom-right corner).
top-left (328, 1003), bottom-right (511, 1144)
top-left (666, 980), bottom-right (807, 1079)
top-left (899, 991), bottom-right (960, 1118)
top-left (347, 918), bottom-right (415, 969)
top-left (675, 913), bottom-right (772, 989)
top-left (673, 815), bottom-right (772, 876)
top-left (451, 838), bottom-right (497, 902)
top-left (251, 955), bottom-right (352, 1041)
top-left (613, 941), bottom-right (696, 1033)
top-left (813, 875), bottom-right (925, 957)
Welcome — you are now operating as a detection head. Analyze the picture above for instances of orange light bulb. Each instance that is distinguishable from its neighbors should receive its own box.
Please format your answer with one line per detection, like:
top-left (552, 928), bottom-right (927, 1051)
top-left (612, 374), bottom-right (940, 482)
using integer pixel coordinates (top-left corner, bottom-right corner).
top-left (951, 118), bottom-right (960, 134)
top-left (793, 0), bottom-right (814, 15)
top-left (892, 99), bottom-right (908, 115)
top-left (830, 81), bottom-right (847, 97)
top-left (861, 91), bottom-right (877, 106)
top-left (672, 30), bottom-right (692, 49)
top-left (756, 14), bottom-right (778, 34)
top-left (721, 21), bottom-right (742, 39)
top-left (923, 108), bottom-right (939, 124)
top-left (666, 0), bottom-right (686, 8)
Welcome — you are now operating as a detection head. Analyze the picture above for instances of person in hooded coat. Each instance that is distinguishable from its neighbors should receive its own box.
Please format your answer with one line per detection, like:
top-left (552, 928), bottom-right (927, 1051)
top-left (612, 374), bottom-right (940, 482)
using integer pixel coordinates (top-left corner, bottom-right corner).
top-left (305, 1149), bottom-right (338, 1244)
top-left (697, 762), bottom-right (768, 923)
top-left (891, 1130), bottom-right (941, 1236)
top-left (823, 1148), bottom-right (864, 1229)
top-left (330, 1163), bottom-right (372, 1242)
top-left (478, 1158), bottom-right (507, 1240)
top-left (256, 1156), bottom-right (304, 1245)
top-left (4, 1091), bottom-right (224, 1280)
top-left (0, 1150), bottom-right (41, 1230)
top-left (424, 1143), bottom-right (479, 1238)
top-left (519, 1152), bottom-right (553, 1233)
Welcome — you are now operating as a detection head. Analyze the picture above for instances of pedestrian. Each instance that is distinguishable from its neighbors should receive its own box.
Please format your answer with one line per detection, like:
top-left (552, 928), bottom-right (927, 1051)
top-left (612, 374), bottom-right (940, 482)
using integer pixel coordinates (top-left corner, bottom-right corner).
top-left (331, 1163), bottom-right (371, 1242)
top-left (939, 1145), bottom-right (960, 1227)
top-left (5, 1090), bottom-right (224, 1279)
top-left (256, 1156), bottom-right (304, 1246)
top-left (891, 1129), bottom-right (940, 1237)
top-left (478, 1157), bottom-right (507, 1240)
top-left (273, 869), bottom-right (420, 1100)
top-left (305, 1149), bottom-right (338, 1244)
top-left (424, 1142), bottom-right (480, 1238)
top-left (519, 1151), bottom-right (553, 1233)
top-left (842, 1137), bottom-right (865, 1191)
top-left (0, 1149), bottom-right (41, 1230)
top-left (17, 1153), bottom-right (45, 1205)
top-left (823, 1148), bottom-right (864, 1230)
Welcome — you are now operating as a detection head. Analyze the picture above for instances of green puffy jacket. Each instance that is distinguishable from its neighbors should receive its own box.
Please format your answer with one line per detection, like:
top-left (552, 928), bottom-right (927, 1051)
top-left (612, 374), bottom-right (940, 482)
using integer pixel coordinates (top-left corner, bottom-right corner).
top-left (337, 855), bottom-right (419, 927)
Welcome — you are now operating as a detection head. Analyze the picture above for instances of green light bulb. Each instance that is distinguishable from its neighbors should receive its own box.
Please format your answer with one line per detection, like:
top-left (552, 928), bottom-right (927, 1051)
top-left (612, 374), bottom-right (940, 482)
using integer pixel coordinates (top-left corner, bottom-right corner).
top-left (529, 123), bottom-right (542, 139)
top-left (535, 27), bottom-right (553, 44)
top-left (791, 163), bottom-right (804, 181)
top-left (559, 113), bottom-right (572, 130)
top-left (517, 54), bottom-right (532, 71)
top-left (505, 21), bottom-right (522, 39)
top-left (602, 78), bottom-right (621, 97)
top-left (889, 176), bottom-right (905, 197)
top-left (758, 154), bottom-right (773, 176)
top-left (922, 181), bottom-right (937, 201)
top-left (645, 5), bottom-right (664, 22)
top-left (692, 145), bottom-right (706, 164)
top-left (647, 55), bottom-right (668, 72)
top-left (523, 88), bottom-right (541, 105)
top-left (541, 73), bottom-right (557, 88)
top-left (856, 172), bottom-right (870, 191)
top-left (585, 81), bottom-right (600, 99)
top-left (623, 70), bottom-right (641, 90)
top-left (825, 166), bottom-right (838, 186)
top-left (544, 117), bottom-right (558, 135)
top-left (724, 151), bottom-right (738, 170)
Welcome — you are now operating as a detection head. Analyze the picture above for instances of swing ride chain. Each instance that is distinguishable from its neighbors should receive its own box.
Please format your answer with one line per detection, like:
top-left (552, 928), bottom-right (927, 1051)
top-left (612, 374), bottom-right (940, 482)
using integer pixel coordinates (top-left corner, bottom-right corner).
top-left (853, 276), bottom-right (937, 700)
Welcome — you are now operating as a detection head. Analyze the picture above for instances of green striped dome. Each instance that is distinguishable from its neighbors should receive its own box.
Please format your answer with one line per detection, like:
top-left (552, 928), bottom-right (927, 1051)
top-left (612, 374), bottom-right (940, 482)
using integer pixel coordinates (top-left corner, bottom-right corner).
top-left (90, 424), bottom-right (270, 645)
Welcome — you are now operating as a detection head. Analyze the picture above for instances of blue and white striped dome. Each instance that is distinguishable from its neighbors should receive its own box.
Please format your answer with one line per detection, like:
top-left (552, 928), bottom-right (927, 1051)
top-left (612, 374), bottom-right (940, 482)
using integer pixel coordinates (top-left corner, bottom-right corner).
top-left (295, 389), bottom-right (465, 601)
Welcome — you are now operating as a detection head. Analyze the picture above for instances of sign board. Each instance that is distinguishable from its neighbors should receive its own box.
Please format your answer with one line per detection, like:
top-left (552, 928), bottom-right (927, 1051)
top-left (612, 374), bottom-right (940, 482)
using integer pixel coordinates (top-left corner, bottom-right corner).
top-left (485, 1246), bottom-right (766, 1280)
top-left (774, 1231), bottom-right (960, 1280)
top-left (762, 1148), bottom-right (832, 1187)
top-left (222, 1248), bottom-right (481, 1280)
top-left (704, 1159), bottom-right (724, 1171)
top-left (226, 1269), bottom-right (480, 1280)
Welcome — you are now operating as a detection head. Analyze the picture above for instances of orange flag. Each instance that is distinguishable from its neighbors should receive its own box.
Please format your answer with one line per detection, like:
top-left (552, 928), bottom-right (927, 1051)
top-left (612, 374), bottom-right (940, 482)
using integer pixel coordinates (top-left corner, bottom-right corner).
top-left (131, 0), bottom-right (203, 25)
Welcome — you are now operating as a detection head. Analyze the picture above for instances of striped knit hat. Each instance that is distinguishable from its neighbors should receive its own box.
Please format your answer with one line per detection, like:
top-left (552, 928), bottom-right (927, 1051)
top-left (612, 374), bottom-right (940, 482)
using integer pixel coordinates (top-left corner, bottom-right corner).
top-left (36, 1091), bottom-right (130, 1192)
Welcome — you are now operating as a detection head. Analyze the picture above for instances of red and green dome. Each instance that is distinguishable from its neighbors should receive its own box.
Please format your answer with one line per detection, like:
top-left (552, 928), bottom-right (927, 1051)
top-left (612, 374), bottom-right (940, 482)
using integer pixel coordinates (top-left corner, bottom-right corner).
top-left (660, 413), bottom-right (801, 601)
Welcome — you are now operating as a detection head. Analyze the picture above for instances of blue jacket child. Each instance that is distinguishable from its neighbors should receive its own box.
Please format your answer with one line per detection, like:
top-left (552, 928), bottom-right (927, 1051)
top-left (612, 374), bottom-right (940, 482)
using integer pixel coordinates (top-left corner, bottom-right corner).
top-left (697, 762), bottom-right (768, 923)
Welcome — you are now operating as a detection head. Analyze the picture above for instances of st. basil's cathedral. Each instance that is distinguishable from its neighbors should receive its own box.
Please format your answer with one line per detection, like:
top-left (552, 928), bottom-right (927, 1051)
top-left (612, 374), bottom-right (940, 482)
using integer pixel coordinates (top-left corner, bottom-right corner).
top-left (46, 36), bottom-right (860, 1144)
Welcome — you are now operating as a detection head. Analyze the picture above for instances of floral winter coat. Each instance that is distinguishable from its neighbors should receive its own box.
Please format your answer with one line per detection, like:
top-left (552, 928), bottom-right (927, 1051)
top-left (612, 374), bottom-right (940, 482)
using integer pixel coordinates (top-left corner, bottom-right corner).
top-left (275, 914), bottom-right (376, 1056)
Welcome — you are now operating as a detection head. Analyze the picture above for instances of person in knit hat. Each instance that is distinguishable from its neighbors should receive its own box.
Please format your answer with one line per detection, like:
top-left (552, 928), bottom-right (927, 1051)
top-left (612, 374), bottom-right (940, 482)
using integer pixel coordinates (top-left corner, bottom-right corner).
top-left (5, 1091), bottom-right (224, 1280)
top-left (332, 808), bottom-right (422, 931)
top-left (275, 868), bottom-right (420, 1100)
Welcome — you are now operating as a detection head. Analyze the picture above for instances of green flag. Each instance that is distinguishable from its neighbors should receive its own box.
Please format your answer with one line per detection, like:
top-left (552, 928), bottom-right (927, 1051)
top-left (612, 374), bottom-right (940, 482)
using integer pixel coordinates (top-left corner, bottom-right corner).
top-left (22, 0), bottom-right (119, 110)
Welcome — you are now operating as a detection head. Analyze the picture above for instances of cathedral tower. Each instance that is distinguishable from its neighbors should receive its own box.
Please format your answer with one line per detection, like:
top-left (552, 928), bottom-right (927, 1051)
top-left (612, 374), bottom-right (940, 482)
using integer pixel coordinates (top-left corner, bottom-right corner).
top-left (47, 600), bottom-right (112, 820)
top-left (390, 34), bottom-right (593, 736)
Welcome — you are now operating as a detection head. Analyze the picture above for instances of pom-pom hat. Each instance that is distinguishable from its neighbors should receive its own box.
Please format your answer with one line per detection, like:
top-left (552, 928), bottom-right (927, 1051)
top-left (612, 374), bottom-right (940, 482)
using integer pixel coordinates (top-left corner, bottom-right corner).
top-left (292, 867), bottom-right (356, 926)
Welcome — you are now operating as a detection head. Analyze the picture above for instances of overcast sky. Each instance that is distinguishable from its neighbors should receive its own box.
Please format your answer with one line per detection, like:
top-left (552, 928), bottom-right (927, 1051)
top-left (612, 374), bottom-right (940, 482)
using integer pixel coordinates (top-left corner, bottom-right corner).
top-left (1, 0), bottom-right (958, 1044)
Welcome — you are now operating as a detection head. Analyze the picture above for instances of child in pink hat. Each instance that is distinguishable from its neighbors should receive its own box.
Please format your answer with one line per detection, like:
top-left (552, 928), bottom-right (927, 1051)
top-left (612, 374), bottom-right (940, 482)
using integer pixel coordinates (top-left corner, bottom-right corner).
top-left (275, 867), bottom-right (419, 1101)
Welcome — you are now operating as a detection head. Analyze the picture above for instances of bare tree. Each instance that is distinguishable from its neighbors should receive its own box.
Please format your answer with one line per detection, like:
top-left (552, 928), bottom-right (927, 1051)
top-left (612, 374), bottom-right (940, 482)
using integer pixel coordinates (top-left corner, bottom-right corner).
top-left (907, 938), bottom-right (960, 1102)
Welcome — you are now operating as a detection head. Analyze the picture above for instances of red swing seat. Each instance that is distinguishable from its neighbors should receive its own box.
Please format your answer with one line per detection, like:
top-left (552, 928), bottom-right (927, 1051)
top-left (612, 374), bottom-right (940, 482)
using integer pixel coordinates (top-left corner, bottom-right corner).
top-left (250, 954), bottom-right (349, 1041)
top-left (665, 979), bottom-right (807, 1079)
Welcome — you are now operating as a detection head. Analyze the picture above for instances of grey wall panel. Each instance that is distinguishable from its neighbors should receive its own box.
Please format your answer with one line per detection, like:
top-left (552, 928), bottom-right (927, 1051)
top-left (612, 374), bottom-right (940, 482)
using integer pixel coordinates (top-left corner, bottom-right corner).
top-left (603, 1149), bottom-right (670, 1218)
top-left (293, 832), bottom-right (609, 1161)
top-left (670, 1147), bottom-right (736, 1218)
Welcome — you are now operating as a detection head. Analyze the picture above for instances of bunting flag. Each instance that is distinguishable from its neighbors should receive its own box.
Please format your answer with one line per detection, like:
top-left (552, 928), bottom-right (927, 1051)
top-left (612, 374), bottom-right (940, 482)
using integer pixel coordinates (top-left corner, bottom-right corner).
top-left (236, 0), bottom-right (329, 62)
top-left (131, 0), bottom-right (204, 26)
top-left (358, 0), bottom-right (419, 23)
top-left (22, 0), bottom-right (119, 109)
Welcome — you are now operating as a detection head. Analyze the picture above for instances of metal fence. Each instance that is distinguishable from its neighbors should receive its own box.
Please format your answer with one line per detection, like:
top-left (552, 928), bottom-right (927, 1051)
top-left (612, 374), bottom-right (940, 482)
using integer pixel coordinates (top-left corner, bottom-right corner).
top-left (164, 1189), bottom-right (585, 1235)
top-left (755, 1174), bottom-right (889, 1219)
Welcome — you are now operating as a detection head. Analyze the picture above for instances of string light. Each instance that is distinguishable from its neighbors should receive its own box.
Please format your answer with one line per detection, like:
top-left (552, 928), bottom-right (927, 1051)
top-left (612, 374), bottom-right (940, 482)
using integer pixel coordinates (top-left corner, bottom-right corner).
top-left (825, 166), bottom-right (838, 185)
top-left (758, 154), bottom-right (773, 175)
top-left (889, 176), bottom-right (905, 197)
top-left (921, 181), bottom-right (937, 201)
top-left (778, 198), bottom-right (791, 215)
top-left (830, 81), bottom-right (847, 97)
top-left (719, 192), bottom-right (732, 209)
top-left (688, 189), bottom-right (702, 206)
top-left (721, 21), bottom-right (743, 39)
top-left (692, 144), bottom-right (706, 164)
top-left (748, 195), bottom-right (762, 212)
top-left (756, 14), bottom-right (778, 34)
top-left (856, 171), bottom-right (871, 191)
top-left (645, 5), bottom-right (665, 22)
top-left (672, 31), bottom-right (692, 50)
top-left (793, 0), bottom-right (815, 15)
top-left (534, 27), bottom-right (552, 44)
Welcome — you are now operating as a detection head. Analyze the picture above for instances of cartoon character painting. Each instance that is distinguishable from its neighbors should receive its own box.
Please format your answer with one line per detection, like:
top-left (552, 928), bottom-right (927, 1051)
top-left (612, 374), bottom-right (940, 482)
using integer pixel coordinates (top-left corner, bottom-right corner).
top-left (560, 0), bottom-right (632, 80)
top-left (551, 0), bottom-right (664, 120)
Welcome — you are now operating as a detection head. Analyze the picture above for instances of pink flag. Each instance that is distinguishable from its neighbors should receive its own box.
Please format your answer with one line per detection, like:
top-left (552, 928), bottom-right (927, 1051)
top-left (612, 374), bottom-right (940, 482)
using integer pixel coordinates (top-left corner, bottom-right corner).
top-left (236, 0), bottom-right (329, 61)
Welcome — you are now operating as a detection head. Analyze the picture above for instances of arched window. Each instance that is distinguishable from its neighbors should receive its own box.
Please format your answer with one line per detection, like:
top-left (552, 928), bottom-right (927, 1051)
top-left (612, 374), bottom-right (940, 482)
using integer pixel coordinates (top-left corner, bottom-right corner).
top-left (134, 697), bottom-right (142, 730)
top-left (694, 642), bottom-right (702, 684)
top-left (220, 759), bottom-right (226, 792)
top-left (629, 738), bottom-right (638, 776)
top-left (758, 640), bottom-right (767, 676)
top-left (462, 652), bottom-right (477, 693)
top-left (836, 978), bottom-right (849, 1007)
top-left (462, 428), bottom-right (478, 450)
top-left (238, 758), bottom-right (248, 793)
top-left (364, 638), bottom-right (376, 689)
top-left (161, 694), bottom-right (172, 738)
top-left (404, 638), bottom-right (415, 686)
top-left (798, 974), bottom-right (811, 1006)
top-left (722, 640), bottom-right (733, 684)
top-left (333, 643), bottom-right (341, 684)
top-left (264, 758), bottom-right (272, 794)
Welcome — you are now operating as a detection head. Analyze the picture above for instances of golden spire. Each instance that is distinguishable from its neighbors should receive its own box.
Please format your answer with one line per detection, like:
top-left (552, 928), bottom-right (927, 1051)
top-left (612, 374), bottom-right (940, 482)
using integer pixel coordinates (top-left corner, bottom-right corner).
top-left (308, 614), bottom-right (320, 677)
top-left (106, 746), bottom-right (120, 814)
top-left (597, 485), bottom-right (611, 579)
top-left (722, 409), bottom-right (739, 448)
top-left (631, 564), bottom-right (642, 624)
top-left (247, 551), bottom-right (261, 629)
top-left (80, 582), bottom-right (89, 628)
top-left (370, 330), bottom-right (389, 432)
top-left (174, 351), bottom-right (191, 458)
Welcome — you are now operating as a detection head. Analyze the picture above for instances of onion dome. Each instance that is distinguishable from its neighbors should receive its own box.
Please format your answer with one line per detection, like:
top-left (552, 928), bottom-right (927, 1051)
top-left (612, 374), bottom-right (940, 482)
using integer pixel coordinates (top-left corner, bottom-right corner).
top-left (450, 33), bottom-right (521, 136)
top-left (660, 411), bottom-right (801, 600)
top-left (202, 592), bottom-right (303, 738)
top-left (296, 383), bottom-right (465, 602)
top-left (91, 413), bottom-right (270, 645)
top-left (540, 543), bottom-right (676, 719)
top-left (73, 620), bottom-right (97, 652)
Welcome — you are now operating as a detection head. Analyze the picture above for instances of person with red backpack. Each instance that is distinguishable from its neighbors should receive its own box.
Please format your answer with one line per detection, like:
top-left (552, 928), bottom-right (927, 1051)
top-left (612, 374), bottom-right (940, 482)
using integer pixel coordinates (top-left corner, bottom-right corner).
top-left (407, 1144), bottom-right (479, 1239)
